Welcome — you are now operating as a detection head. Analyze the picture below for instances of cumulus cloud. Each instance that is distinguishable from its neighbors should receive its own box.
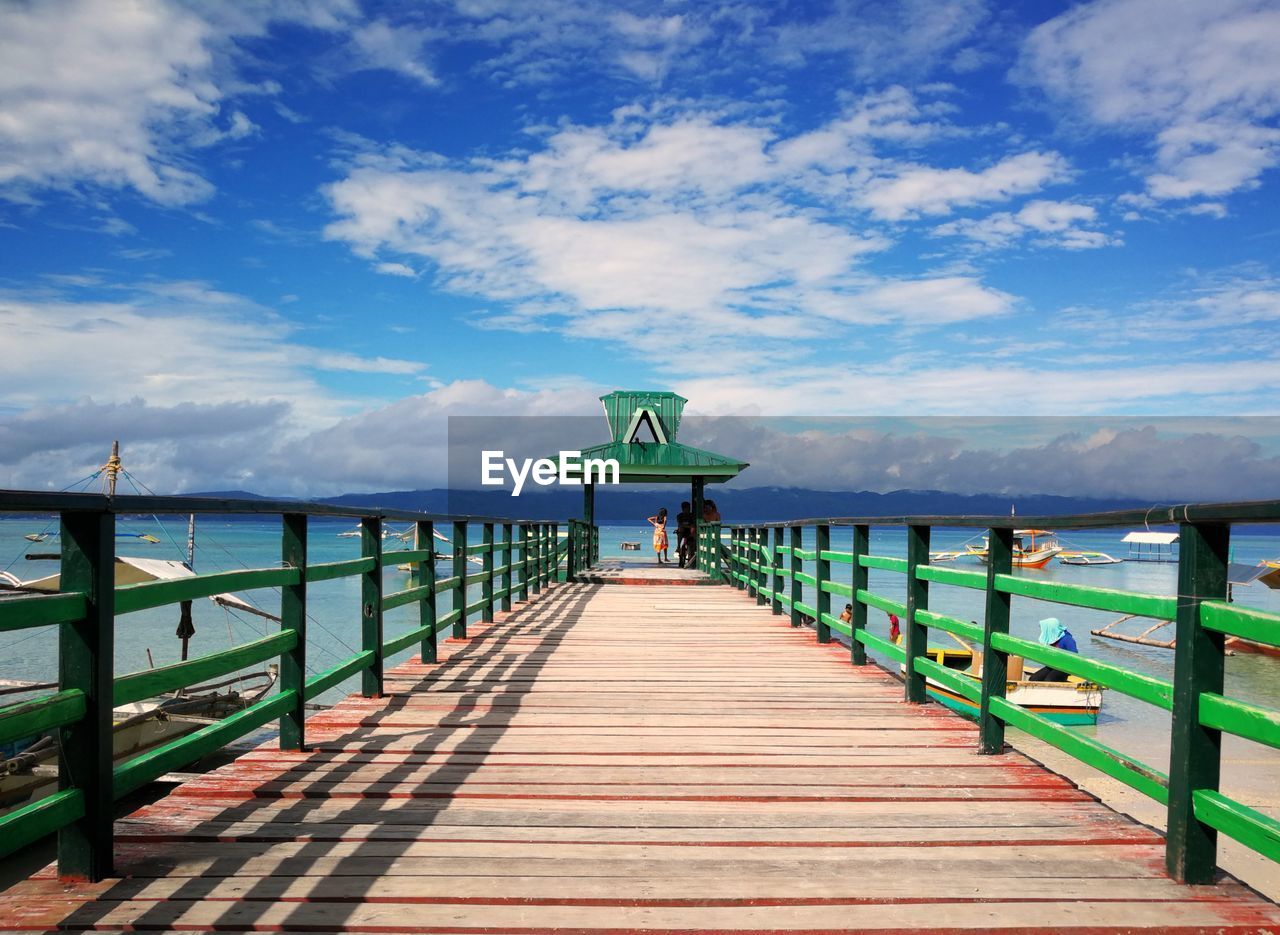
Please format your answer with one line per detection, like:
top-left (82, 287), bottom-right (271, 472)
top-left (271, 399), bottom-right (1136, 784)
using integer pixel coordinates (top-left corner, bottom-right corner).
top-left (681, 417), bottom-right (1280, 502)
top-left (1017, 0), bottom-right (1280, 200)
top-left (859, 151), bottom-right (1072, 220)
top-left (934, 199), bottom-right (1117, 250)
top-left (322, 94), bottom-right (1039, 368)
top-left (0, 0), bottom-right (356, 204)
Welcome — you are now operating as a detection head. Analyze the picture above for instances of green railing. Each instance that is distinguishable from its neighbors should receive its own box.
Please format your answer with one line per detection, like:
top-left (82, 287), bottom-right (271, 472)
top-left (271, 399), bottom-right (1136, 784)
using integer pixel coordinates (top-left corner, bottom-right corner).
top-left (723, 501), bottom-right (1280, 885)
top-left (566, 518), bottom-right (600, 579)
top-left (0, 491), bottom-right (572, 881)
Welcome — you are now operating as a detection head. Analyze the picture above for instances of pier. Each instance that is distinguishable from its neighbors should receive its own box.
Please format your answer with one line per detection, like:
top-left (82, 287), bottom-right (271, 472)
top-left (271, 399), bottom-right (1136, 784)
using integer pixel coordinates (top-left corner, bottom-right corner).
top-left (1, 393), bottom-right (1278, 931)
top-left (4, 568), bottom-right (1280, 932)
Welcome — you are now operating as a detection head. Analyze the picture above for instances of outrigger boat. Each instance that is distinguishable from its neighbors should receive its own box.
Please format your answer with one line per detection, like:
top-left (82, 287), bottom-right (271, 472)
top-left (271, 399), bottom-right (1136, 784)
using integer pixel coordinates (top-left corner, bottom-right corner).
top-left (1059, 550), bottom-right (1122, 566)
top-left (0, 443), bottom-right (286, 812)
top-left (0, 670), bottom-right (277, 817)
top-left (967, 529), bottom-right (1064, 569)
top-left (906, 647), bottom-right (1104, 725)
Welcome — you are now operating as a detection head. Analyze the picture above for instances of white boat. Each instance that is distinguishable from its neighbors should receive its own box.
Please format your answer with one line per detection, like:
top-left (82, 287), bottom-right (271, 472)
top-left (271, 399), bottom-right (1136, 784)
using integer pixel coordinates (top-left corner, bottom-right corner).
top-left (967, 529), bottom-right (1063, 569)
top-left (1059, 551), bottom-right (1122, 566)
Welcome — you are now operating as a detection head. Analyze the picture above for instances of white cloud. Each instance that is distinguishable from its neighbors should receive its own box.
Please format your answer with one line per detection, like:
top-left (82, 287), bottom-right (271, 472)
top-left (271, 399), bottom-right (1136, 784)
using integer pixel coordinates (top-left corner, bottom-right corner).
top-left (323, 100), bottom-right (1031, 368)
top-left (0, 0), bottom-right (355, 205)
top-left (1018, 0), bottom-right (1280, 200)
top-left (859, 151), bottom-right (1072, 220)
top-left (0, 280), bottom-right (420, 427)
top-left (348, 19), bottom-right (439, 88)
top-left (374, 261), bottom-right (418, 278)
top-left (934, 199), bottom-right (1116, 250)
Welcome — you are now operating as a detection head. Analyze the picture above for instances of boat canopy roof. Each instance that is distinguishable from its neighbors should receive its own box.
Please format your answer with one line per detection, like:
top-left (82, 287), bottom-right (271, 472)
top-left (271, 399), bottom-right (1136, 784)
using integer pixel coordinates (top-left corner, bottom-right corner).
top-left (1123, 532), bottom-right (1180, 545)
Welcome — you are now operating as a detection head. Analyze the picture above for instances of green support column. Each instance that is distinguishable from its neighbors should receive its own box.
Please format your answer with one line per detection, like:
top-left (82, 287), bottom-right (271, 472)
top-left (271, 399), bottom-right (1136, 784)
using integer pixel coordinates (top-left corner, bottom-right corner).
top-left (815, 524), bottom-right (831, 643)
top-left (361, 517), bottom-right (383, 698)
top-left (731, 528), bottom-right (743, 589)
top-left (755, 526), bottom-right (767, 605)
top-left (709, 523), bottom-right (722, 581)
top-left (500, 523), bottom-right (513, 612)
top-left (789, 526), bottom-right (803, 627)
top-left (517, 524), bottom-right (530, 602)
top-left (746, 528), bottom-right (757, 598)
top-left (979, 526), bottom-right (1013, 754)
top-left (1166, 522), bottom-right (1230, 884)
top-left (418, 520), bottom-right (438, 664)
top-left (551, 523), bottom-right (560, 582)
top-left (481, 522), bottom-right (494, 623)
top-left (850, 525), bottom-right (869, 665)
top-left (771, 527), bottom-right (783, 615)
top-left (57, 508), bottom-right (114, 882)
top-left (583, 483), bottom-right (595, 571)
top-left (531, 523), bottom-right (543, 592)
top-left (280, 513), bottom-right (307, 750)
top-left (691, 476), bottom-right (705, 572)
top-left (452, 520), bottom-right (468, 637)
top-left (904, 524), bottom-right (930, 704)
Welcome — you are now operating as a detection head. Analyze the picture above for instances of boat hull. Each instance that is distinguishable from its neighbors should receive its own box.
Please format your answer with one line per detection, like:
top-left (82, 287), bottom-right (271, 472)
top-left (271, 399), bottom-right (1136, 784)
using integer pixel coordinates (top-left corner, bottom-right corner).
top-left (924, 682), bottom-right (1101, 726)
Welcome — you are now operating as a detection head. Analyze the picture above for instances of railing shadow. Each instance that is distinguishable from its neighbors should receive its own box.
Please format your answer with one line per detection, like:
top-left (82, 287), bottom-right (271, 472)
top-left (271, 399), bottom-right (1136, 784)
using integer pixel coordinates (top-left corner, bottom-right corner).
top-left (56, 580), bottom-right (595, 931)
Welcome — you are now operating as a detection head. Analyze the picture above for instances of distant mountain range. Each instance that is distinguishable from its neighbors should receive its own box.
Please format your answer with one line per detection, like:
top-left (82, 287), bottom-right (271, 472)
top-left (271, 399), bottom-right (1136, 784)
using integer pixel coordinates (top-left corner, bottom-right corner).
top-left (187, 486), bottom-right (1155, 524)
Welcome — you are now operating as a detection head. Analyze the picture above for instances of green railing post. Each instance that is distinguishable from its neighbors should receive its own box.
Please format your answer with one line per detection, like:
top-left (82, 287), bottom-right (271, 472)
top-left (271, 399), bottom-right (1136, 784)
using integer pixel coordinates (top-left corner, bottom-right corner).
top-left (815, 523), bottom-right (831, 643)
top-left (418, 520), bottom-right (437, 664)
top-left (501, 523), bottom-right (513, 611)
top-left (518, 524), bottom-right (530, 601)
top-left (1166, 521), bottom-right (1230, 884)
top-left (850, 524), bottom-right (868, 665)
top-left (789, 525), bottom-right (803, 627)
top-left (280, 513), bottom-right (307, 750)
top-left (361, 516), bottom-right (383, 698)
top-left (707, 523), bottom-right (720, 581)
top-left (482, 522), bottom-right (494, 622)
top-left (452, 520), bottom-right (468, 637)
top-left (771, 527), bottom-right (783, 616)
top-left (552, 522), bottom-right (560, 582)
top-left (57, 508), bottom-right (114, 882)
top-left (904, 524), bottom-right (930, 704)
top-left (746, 528), bottom-right (758, 599)
top-left (732, 528), bottom-right (744, 590)
top-left (755, 526), bottom-right (767, 605)
top-left (979, 526), bottom-right (1013, 754)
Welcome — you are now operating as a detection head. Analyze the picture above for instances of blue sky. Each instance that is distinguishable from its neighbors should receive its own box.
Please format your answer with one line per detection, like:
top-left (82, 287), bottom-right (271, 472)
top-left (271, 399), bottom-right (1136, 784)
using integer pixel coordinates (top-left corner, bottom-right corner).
top-left (1, 0), bottom-right (1279, 496)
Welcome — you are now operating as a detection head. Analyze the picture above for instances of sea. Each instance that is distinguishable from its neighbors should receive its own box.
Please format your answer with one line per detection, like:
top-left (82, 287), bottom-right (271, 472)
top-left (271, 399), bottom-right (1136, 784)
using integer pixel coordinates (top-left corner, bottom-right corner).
top-left (2, 515), bottom-right (1277, 807)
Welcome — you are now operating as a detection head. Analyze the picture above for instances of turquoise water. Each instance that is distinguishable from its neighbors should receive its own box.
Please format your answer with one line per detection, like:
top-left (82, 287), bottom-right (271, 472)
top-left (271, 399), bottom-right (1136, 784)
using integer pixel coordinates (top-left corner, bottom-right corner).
top-left (2, 516), bottom-right (1277, 799)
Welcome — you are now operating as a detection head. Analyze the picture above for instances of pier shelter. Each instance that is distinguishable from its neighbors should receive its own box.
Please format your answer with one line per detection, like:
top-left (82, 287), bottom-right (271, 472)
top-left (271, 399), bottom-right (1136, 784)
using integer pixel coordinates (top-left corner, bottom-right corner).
top-left (554, 390), bottom-right (747, 569)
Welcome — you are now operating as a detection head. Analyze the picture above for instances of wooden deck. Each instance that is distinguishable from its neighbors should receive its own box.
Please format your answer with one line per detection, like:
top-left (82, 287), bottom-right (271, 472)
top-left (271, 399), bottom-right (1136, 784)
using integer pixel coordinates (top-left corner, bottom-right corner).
top-left (4, 580), bottom-right (1279, 933)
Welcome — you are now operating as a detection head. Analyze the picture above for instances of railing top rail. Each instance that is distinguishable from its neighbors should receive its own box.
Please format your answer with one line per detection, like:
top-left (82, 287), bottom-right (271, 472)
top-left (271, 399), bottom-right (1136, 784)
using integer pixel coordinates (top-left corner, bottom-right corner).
top-left (0, 489), bottom-right (560, 525)
top-left (748, 498), bottom-right (1280, 530)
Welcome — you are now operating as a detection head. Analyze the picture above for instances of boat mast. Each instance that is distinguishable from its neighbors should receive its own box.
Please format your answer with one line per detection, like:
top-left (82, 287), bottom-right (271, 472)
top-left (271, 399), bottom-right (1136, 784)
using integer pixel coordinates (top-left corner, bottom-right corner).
top-left (102, 440), bottom-right (121, 497)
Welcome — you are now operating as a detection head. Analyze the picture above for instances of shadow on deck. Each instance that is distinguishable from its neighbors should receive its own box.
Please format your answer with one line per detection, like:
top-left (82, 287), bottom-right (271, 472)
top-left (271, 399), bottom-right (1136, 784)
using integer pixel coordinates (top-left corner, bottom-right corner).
top-left (2, 579), bottom-right (1278, 933)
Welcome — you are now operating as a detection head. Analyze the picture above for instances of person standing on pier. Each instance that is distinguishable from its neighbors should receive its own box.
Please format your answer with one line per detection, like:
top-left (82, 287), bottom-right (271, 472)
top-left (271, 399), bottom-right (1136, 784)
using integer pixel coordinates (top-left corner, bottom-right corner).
top-left (647, 508), bottom-right (670, 564)
top-left (675, 501), bottom-right (696, 568)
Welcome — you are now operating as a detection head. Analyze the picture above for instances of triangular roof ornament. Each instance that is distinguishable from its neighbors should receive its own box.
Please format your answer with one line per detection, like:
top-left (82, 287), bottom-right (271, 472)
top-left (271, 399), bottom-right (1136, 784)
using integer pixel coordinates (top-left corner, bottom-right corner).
top-left (621, 406), bottom-right (669, 445)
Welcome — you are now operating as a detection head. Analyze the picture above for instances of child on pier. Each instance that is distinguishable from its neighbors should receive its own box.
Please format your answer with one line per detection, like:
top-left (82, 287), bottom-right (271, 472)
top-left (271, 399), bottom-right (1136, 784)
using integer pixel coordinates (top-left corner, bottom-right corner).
top-left (647, 508), bottom-right (670, 563)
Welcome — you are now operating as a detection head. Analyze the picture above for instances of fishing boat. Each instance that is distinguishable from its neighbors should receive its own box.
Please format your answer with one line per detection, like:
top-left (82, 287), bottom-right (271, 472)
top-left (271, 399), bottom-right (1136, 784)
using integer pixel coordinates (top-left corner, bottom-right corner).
top-left (966, 529), bottom-right (1064, 569)
top-left (907, 648), bottom-right (1104, 725)
top-left (1059, 550), bottom-right (1122, 566)
top-left (0, 670), bottom-right (277, 817)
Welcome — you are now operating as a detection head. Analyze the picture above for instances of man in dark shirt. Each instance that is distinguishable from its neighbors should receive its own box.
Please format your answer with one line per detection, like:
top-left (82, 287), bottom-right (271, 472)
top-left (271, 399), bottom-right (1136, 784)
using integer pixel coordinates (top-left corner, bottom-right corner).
top-left (675, 501), bottom-right (695, 568)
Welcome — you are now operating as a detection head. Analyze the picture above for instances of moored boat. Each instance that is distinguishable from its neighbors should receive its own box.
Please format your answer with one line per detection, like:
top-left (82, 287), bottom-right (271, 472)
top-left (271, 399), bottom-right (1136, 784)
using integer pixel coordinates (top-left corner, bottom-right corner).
top-left (905, 647), bottom-right (1104, 725)
top-left (967, 529), bottom-right (1064, 569)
